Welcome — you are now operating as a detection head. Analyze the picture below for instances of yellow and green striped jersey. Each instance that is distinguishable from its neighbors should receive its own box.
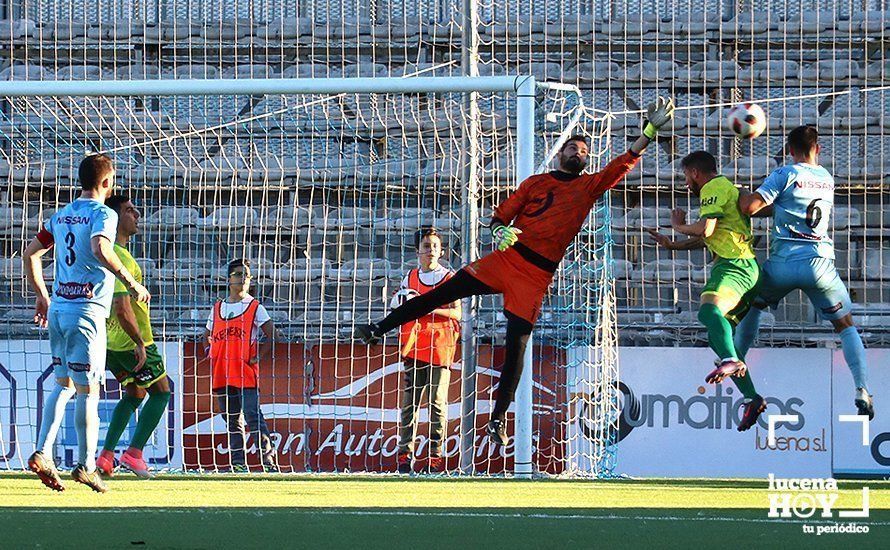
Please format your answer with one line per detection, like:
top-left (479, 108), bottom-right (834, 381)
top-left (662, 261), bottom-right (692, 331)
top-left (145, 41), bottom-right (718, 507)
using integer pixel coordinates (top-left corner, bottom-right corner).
top-left (107, 244), bottom-right (154, 351)
top-left (699, 175), bottom-right (755, 260)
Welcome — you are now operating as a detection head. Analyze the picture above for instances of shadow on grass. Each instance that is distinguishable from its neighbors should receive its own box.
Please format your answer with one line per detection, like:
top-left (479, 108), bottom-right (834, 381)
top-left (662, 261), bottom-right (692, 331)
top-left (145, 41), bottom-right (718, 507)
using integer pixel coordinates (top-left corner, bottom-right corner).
top-left (1, 507), bottom-right (887, 548)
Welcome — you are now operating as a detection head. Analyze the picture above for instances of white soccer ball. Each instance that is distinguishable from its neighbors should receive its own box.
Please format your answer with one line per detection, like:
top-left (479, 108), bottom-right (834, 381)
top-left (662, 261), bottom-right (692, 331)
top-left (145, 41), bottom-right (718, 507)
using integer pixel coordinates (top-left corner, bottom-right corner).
top-left (726, 103), bottom-right (767, 139)
top-left (392, 288), bottom-right (420, 307)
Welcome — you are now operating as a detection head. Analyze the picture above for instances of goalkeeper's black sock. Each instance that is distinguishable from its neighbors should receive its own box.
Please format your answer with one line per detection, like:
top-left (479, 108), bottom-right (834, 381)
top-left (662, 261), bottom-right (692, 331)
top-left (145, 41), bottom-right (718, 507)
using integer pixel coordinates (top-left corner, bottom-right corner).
top-left (491, 313), bottom-right (534, 420)
top-left (376, 269), bottom-right (494, 334)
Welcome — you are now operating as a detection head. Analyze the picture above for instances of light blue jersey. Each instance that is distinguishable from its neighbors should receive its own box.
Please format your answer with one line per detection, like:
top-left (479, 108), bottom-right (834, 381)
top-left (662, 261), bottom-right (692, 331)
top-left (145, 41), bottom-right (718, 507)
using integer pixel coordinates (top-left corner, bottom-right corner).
top-left (755, 163), bottom-right (835, 261)
top-left (45, 198), bottom-right (118, 315)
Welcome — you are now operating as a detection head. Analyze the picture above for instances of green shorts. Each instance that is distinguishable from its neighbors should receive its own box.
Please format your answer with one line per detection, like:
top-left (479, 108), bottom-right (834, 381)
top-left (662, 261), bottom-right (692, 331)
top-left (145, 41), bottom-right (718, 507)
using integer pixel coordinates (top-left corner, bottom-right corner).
top-left (701, 257), bottom-right (761, 325)
top-left (107, 343), bottom-right (167, 388)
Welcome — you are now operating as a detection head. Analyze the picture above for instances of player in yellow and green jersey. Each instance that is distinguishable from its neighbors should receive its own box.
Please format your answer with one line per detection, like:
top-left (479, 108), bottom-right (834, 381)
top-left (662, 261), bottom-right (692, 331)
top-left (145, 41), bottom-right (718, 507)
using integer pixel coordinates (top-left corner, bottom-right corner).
top-left (647, 151), bottom-right (766, 432)
top-left (95, 195), bottom-right (171, 478)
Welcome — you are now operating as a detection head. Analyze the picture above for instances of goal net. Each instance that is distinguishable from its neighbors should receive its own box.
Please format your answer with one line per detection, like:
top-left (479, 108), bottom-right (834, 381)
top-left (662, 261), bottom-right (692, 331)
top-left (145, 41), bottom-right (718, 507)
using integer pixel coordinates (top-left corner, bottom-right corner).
top-left (0, 76), bottom-right (622, 477)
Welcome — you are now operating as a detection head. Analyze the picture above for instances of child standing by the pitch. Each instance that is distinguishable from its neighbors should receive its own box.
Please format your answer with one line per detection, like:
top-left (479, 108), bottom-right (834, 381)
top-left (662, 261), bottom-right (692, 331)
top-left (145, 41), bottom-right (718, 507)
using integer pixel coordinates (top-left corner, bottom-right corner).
top-left (393, 227), bottom-right (461, 474)
top-left (204, 259), bottom-right (278, 471)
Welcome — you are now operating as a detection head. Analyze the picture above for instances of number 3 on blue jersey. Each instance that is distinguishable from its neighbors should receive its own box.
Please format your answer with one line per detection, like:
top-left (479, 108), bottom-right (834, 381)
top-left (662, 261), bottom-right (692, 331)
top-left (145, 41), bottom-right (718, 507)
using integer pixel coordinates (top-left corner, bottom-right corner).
top-left (64, 231), bottom-right (76, 266)
top-left (46, 198), bottom-right (119, 312)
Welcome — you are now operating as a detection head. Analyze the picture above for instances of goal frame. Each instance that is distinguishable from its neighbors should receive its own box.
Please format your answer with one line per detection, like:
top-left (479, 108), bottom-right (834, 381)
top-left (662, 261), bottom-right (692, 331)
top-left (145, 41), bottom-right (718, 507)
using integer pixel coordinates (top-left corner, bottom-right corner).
top-left (2, 75), bottom-right (541, 477)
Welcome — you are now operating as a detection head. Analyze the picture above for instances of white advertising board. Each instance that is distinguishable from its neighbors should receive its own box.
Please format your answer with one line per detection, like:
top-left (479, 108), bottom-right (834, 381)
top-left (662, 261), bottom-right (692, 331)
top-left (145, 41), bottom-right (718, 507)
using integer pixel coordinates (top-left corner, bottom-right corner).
top-left (0, 339), bottom-right (182, 471)
top-left (600, 347), bottom-right (834, 478)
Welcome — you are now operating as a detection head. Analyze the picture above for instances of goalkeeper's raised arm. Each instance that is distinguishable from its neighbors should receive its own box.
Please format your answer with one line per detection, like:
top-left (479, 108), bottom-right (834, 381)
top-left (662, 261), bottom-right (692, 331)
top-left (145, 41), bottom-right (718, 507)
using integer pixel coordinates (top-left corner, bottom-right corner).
top-left (487, 96), bottom-right (676, 265)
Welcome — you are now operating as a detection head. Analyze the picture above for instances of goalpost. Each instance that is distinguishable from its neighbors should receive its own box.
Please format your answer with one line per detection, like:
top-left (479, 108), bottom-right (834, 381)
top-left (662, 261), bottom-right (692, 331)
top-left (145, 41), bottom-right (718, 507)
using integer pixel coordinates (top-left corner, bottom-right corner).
top-left (0, 75), bottom-right (621, 478)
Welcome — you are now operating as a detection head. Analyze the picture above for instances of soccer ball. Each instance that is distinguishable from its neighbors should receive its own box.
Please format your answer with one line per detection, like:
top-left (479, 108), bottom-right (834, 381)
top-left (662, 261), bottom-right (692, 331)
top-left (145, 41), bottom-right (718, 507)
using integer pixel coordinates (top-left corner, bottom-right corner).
top-left (726, 103), bottom-right (767, 139)
top-left (392, 288), bottom-right (420, 307)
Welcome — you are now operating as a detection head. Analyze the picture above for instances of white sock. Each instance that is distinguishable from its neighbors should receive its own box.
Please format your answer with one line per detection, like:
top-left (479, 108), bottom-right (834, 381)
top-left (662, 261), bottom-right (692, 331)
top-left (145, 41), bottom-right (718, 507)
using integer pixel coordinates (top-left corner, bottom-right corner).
top-left (75, 390), bottom-right (100, 472)
top-left (37, 383), bottom-right (75, 457)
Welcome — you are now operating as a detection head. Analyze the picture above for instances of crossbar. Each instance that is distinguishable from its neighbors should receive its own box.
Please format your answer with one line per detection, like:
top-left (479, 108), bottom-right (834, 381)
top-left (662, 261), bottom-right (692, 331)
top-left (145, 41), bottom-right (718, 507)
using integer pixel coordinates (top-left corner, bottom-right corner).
top-left (0, 76), bottom-right (534, 97)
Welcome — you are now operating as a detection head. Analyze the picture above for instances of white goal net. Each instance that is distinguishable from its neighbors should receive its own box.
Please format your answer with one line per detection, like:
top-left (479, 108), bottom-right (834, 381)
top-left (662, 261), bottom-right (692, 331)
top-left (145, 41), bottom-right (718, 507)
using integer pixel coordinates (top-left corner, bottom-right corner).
top-left (0, 76), bottom-right (622, 477)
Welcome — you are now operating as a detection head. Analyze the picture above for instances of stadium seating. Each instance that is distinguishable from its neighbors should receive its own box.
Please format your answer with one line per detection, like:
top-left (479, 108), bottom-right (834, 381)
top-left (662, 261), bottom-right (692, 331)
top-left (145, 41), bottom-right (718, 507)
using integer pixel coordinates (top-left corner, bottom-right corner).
top-left (0, 18), bottom-right (35, 40)
top-left (602, 13), bottom-right (658, 36)
top-left (785, 11), bottom-right (838, 34)
top-left (1, 0), bottom-right (888, 345)
top-left (863, 247), bottom-right (890, 280)
top-left (853, 10), bottom-right (890, 33)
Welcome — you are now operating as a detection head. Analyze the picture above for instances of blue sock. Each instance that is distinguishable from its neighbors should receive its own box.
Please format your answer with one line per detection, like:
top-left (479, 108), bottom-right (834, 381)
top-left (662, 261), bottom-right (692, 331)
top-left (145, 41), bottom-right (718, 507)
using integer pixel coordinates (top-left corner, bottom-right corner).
top-left (37, 383), bottom-right (75, 457)
top-left (839, 326), bottom-right (868, 391)
top-left (733, 308), bottom-right (763, 362)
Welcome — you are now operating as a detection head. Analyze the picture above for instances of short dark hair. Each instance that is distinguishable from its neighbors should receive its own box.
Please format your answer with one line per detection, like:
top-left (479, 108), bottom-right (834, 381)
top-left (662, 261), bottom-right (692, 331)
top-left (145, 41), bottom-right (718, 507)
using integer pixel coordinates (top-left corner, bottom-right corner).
top-left (787, 125), bottom-right (818, 155)
top-left (680, 150), bottom-right (718, 174)
top-left (227, 258), bottom-right (251, 276)
top-left (414, 226), bottom-right (442, 250)
top-left (560, 135), bottom-right (589, 150)
top-left (78, 154), bottom-right (114, 191)
top-left (105, 194), bottom-right (130, 214)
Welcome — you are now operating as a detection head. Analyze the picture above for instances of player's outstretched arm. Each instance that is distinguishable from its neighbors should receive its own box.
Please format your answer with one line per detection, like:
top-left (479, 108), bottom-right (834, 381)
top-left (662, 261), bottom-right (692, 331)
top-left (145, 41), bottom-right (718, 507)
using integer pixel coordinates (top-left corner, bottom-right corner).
top-left (646, 228), bottom-right (706, 250)
top-left (738, 189), bottom-right (772, 217)
top-left (629, 97), bottom-right (675, 156)
top-left (91, 235), bottom-right (151, 303)
top-left (589, 97), bottom-right (676, 197)
top-left (670, 208), bottom-right (717, 238)
top-left (22, 236), bottom-right (52, 328)
top-left (740, 167), bottom-right (784, 217)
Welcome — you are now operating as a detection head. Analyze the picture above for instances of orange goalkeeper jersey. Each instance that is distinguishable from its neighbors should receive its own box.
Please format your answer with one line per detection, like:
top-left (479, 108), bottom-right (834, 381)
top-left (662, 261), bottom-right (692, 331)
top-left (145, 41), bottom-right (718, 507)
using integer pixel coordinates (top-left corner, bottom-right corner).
top-left (491, 150), bottom-right (640, 270)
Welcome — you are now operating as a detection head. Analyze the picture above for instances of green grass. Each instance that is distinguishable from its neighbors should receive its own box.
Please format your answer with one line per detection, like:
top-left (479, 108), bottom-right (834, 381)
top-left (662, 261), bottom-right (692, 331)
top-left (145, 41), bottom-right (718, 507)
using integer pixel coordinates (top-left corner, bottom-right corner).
top-left (1, 473), bottom-right (888, 548)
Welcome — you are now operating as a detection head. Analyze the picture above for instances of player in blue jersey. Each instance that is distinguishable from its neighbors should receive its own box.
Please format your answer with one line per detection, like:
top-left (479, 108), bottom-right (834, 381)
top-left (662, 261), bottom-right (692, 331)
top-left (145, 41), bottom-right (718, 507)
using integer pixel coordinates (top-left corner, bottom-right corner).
top-left (22, 154), bottom-right (151, 492)
top-left (737, 126), bottom-right (873, 419)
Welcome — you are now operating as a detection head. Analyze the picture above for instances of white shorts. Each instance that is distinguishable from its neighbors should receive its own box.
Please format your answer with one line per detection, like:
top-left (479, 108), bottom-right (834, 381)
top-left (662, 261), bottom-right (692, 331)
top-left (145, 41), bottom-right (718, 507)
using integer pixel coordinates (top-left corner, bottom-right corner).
top-left (48, 306), bottom-right (107, 386)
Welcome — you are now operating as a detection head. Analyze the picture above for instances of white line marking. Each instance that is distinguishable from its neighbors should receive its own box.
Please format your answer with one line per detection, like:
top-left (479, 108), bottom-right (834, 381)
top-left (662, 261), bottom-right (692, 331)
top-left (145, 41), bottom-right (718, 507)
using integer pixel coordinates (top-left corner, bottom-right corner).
top-left (839, 414), bottom-right (870, 446)
top-left (767, 414), bottom-right (799, 446)
top-left (5, 508), bottom-right (890, 525)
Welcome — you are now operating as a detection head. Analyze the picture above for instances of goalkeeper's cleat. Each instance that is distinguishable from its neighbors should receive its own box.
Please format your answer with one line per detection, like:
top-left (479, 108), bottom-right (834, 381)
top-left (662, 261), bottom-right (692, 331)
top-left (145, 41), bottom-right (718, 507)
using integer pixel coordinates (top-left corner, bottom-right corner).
top-left (487, 419), bottom-right (509, 447)
top-left (426, 456), bottom-right (445, 474)
top-left (705, 359), bottom-right (747, 384)
top-left (396, 452), bottom-right (412, 474)
top-left (855, 388), bottom-right (875, 421)
top-left (72, 464), bottom-right (108, 493)
top-left (737, 395), bottom-right (767, 432)
top-left (28, 451), bottom-right (65, 492)
top-left (232, 464), bottom-right (250, 474)
top-left (96, 450), bottom-right (115, 478)
top-left (120, 450), bottom-right (151, 479)
top-left (354, 323), bottom-right (382, 345)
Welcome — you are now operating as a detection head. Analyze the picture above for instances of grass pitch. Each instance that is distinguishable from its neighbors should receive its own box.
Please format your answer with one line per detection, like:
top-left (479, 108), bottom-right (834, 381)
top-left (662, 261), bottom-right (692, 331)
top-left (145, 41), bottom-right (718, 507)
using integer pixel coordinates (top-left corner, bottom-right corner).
top-left (1, 473), bottom-right (888, 548)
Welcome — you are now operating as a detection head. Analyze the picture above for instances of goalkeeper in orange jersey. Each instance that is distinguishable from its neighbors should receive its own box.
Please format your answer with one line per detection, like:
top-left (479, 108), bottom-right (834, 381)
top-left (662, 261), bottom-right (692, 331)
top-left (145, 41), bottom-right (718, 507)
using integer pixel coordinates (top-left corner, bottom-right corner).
top-left (356, 97), bottom-right (675, 446)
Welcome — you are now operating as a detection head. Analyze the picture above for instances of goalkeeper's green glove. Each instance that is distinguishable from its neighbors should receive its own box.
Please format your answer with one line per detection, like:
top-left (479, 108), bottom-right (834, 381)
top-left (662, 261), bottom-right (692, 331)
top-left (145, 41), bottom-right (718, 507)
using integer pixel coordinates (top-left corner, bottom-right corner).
top-left (492, 224), bottom-right (522, 251)
top-left (642, 96), bottom-right (676, 140)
